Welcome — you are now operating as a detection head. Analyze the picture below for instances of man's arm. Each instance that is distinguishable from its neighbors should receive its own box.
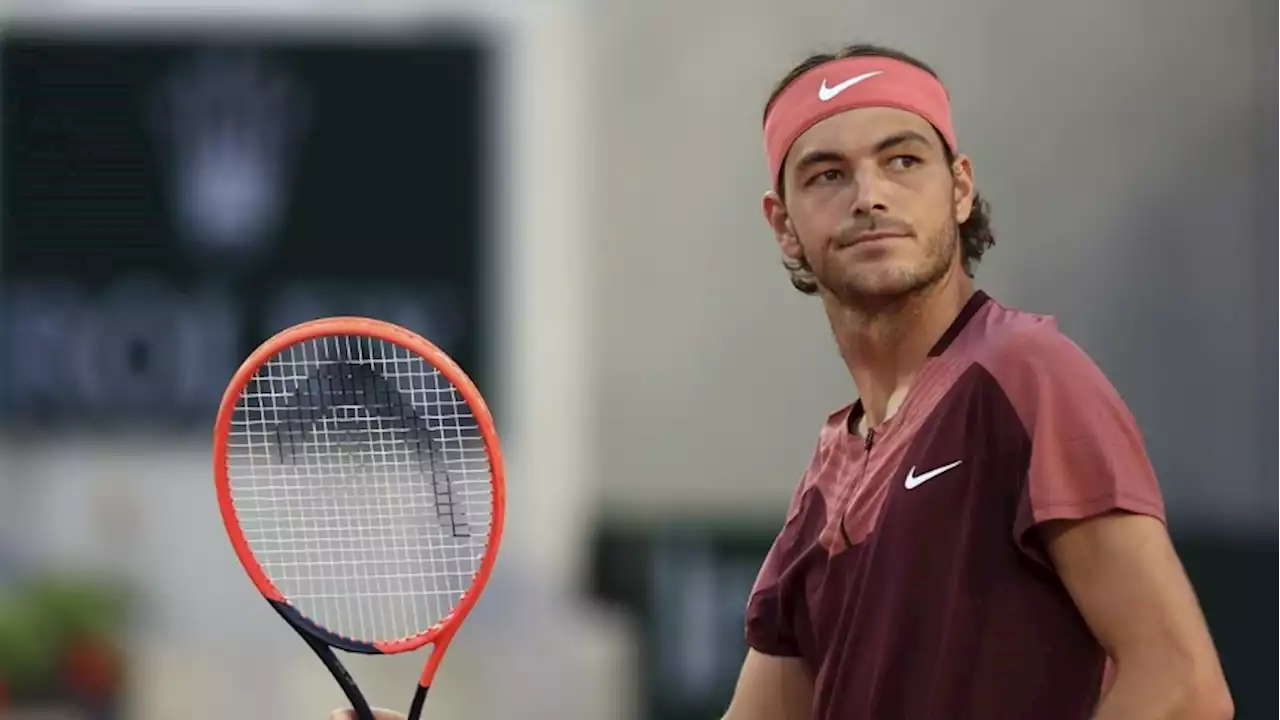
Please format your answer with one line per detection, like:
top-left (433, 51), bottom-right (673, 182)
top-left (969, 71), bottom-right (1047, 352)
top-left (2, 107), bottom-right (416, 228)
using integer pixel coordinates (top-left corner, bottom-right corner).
top-left (1042, 512), bottom-right (1233, 720)
top-left (722, 649), bottom-right (813, 720)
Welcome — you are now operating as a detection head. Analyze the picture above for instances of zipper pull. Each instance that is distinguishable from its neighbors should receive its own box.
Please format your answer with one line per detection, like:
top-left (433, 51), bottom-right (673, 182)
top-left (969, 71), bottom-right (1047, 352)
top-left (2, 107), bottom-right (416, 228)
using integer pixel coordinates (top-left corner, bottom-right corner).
top-left (864, 427), bottom-right (875, 451)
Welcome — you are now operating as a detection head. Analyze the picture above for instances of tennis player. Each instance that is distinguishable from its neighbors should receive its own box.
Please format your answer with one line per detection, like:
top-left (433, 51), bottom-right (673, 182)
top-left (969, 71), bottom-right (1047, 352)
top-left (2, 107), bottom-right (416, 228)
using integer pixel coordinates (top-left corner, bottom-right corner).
top-left (328, 43), bottom-right (1233, 720)
top-left (723, 44), bottom-right (1233, 719)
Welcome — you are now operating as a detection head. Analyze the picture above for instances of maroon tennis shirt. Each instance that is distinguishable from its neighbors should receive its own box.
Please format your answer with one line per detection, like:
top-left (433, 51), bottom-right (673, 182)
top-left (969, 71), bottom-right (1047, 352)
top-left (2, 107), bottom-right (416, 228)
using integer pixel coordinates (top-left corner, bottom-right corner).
top-left (745, 291), bottom-right (1166, 719)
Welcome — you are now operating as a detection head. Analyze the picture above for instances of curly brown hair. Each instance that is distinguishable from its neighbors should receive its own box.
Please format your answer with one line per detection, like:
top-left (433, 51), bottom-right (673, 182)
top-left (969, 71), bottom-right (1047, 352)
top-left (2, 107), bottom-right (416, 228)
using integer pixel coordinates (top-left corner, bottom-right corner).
top-left (763, 43), bottom-right (996, 295)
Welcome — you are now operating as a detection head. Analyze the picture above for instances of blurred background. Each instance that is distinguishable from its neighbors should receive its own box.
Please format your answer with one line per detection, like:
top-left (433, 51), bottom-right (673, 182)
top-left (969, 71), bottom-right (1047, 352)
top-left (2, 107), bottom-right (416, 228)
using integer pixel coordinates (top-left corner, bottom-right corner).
top-left (0, 0), bottom-right (1274, 718)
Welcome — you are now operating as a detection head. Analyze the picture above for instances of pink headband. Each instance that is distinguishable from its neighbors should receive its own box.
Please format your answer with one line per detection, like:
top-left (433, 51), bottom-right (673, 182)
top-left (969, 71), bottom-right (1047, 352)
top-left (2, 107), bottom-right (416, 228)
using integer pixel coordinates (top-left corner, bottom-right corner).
top-left (763, 56), bottom-right (957, 187)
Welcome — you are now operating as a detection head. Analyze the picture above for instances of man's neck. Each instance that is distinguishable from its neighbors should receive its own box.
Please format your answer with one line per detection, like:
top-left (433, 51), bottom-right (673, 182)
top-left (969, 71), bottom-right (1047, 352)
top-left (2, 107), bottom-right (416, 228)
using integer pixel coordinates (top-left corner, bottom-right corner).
top-left (825, 271), bottom-right (975, 429)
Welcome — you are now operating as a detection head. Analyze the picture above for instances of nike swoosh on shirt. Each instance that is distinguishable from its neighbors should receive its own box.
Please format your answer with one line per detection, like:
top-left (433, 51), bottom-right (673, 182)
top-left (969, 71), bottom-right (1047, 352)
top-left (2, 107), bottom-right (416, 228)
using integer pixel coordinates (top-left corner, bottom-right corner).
top-left (817, 71), bottom-right (884, 101)
top-left (904, 460), bottom-right (963, 490)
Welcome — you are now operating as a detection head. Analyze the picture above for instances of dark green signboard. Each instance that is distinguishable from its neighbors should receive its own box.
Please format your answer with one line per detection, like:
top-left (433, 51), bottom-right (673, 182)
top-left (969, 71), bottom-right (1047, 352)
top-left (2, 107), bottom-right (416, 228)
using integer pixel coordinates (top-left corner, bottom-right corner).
top-left (0, 29), bottom-right (495, 430)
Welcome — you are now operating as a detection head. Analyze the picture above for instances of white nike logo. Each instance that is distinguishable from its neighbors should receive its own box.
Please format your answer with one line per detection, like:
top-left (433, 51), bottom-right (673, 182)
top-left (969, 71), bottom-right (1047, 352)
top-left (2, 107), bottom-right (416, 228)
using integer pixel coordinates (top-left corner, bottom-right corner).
top-left (817, 71), bottom-right (884, 101)
top-left (904, 460), bottom-right (963, 490)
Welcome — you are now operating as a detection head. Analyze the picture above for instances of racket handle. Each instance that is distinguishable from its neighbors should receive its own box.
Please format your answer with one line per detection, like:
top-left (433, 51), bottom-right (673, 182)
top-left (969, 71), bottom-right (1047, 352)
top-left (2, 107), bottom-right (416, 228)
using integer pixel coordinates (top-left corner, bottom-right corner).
top-left (406, 685), bottom-right (429, 720)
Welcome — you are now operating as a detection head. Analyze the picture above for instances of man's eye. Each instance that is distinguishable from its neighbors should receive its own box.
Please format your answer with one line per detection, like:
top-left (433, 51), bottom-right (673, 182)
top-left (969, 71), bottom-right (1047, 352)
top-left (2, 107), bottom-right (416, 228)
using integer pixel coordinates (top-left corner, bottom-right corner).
top-left (887, 155), bottom-right (922, 170)
top-left (811, 168), bottom-right (843, 184)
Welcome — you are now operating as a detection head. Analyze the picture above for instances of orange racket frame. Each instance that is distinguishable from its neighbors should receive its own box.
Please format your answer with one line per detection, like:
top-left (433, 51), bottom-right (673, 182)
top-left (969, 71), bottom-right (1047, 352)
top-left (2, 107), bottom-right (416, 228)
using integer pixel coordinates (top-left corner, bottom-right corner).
top-left (212, 316), bottom-right (506, 719)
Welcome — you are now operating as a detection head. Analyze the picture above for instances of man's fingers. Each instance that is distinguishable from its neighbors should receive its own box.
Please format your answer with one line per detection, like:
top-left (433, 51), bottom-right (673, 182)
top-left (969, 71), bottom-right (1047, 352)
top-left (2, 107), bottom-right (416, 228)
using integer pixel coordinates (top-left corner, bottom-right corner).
top-left (328, 709), bottom-right (406, 720)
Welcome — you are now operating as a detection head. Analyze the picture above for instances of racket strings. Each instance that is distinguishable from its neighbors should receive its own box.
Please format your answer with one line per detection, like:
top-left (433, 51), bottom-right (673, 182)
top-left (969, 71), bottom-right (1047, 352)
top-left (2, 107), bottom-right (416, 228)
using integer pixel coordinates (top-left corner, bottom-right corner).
top-left (226, 334), bottom-right (493, 645)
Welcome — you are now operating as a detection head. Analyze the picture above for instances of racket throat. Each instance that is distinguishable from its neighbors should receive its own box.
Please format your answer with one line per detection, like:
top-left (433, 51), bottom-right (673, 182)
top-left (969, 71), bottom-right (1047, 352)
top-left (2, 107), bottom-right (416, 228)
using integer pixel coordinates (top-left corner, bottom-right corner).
top-left (299, 629), bottom-right (375, 720)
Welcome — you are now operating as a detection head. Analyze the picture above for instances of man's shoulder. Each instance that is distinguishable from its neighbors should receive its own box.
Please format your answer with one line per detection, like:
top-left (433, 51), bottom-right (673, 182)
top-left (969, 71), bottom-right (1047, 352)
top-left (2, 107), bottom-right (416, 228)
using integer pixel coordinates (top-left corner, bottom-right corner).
top-left (969, 300), bottom-right (1126, 423)
top-left (969, 299), bottom-right (1102, 383)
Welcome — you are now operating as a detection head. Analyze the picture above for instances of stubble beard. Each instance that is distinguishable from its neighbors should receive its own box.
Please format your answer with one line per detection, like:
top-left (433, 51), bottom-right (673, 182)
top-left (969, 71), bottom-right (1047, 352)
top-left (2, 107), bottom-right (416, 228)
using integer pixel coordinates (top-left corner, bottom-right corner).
top-left (819, 222), bottom-right (959, 312)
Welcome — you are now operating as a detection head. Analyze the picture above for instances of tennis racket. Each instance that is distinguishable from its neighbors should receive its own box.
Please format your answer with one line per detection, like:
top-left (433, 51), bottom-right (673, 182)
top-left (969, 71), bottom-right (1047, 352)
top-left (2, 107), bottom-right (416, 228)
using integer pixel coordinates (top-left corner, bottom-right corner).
top-left (213, 316), bottom-right (506, 720)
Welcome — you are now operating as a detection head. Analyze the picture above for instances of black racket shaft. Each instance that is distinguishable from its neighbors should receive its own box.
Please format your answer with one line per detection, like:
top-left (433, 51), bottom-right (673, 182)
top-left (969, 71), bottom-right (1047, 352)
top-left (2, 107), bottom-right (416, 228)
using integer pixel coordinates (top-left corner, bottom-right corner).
top-left (274, 602), bottom-right (435, 720)
top-left (302, 631), bottom-right (377, 720)
top-left (272, 602), bottom-right (376, 720)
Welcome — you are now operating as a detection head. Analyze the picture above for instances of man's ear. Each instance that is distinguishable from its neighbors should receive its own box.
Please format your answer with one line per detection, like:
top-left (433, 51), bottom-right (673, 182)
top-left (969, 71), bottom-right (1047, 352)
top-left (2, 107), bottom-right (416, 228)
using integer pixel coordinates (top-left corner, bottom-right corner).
top-left (763, 190), bottom-right (804, 263)
top-left (950, 153), bottom-right (976, 225)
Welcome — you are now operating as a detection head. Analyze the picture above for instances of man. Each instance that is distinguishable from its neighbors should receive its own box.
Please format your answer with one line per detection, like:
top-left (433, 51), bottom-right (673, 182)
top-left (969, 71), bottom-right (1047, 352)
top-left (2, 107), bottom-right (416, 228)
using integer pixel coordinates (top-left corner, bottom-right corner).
top-left (328, 43), bottom-right (1234, 720)
top-left (722, 44), bottom-right (1233, 719)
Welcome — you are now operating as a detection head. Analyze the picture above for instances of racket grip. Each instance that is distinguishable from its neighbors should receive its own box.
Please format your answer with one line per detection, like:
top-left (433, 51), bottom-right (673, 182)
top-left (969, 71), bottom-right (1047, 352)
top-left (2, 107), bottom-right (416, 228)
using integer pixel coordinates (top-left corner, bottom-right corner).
top-left (406, 685), bottom-right (429, 720)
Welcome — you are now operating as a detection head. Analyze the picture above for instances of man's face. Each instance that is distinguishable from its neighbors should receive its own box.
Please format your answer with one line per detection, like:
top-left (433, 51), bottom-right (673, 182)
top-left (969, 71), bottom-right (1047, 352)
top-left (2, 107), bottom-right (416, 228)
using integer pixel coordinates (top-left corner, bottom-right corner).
top-left (764, 106), bottom-right (975, 303)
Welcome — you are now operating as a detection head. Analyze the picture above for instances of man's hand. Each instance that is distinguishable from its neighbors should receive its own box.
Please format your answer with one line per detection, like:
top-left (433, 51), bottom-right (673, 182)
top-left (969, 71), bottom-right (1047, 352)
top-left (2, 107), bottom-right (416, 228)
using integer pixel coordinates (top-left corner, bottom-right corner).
top-left (328, 709), bottom-right (405, 720)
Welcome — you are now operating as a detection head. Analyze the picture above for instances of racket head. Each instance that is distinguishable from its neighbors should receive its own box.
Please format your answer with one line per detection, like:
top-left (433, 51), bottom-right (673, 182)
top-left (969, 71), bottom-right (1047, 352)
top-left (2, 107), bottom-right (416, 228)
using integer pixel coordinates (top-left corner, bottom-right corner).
top-left (213, 316), bottom-right (505, 657)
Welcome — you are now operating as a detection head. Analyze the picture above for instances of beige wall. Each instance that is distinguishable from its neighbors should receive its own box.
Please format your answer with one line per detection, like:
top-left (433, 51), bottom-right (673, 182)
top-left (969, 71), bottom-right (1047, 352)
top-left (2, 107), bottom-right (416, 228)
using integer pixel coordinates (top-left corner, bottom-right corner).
top-left (588, 0), bottom-right (1277, 533)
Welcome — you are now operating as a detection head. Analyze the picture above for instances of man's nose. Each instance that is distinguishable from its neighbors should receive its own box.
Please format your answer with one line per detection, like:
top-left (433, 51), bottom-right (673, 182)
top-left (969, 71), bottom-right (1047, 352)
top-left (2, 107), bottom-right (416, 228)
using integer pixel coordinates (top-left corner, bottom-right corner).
top-left (849, 167), bottom-right (888, 216)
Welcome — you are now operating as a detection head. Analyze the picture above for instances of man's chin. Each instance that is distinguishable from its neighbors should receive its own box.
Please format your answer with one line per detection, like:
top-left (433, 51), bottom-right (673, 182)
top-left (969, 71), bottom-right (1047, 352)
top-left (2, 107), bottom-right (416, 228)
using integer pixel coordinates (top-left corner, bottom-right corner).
top-left (821, 268), bottom-right (944, 308)
top-left (833, 274), bottom-right (925, 300)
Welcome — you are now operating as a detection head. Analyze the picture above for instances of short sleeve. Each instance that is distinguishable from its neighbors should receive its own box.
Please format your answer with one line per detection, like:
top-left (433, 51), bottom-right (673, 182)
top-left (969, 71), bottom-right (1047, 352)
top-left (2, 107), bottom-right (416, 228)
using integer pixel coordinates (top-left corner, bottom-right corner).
top-left (989, 327), bottom-right (1167, 566)
top-left (744, 513), bottom-right (806, 657)
top-left (743, 438), bottom-right (828, 658)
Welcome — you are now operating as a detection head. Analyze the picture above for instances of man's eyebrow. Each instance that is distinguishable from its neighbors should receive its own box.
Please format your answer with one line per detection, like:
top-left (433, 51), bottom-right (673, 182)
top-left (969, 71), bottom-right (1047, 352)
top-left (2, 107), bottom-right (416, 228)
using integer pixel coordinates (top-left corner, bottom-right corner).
top-left (792, 150), bottom-right (847, 175)
top-left (873, 130), bottom-right (934, 154)
top-left (792, 130), bottom-right (937, 175)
